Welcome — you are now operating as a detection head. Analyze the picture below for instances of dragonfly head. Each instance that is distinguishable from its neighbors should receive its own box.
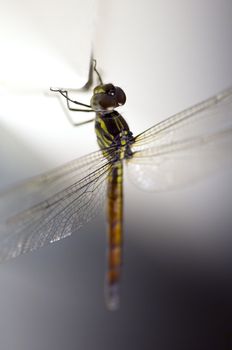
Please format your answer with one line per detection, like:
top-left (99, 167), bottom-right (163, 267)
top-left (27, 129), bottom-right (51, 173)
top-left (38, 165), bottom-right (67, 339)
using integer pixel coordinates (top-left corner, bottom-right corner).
top-left (90, 83), bottom-right (126, 112)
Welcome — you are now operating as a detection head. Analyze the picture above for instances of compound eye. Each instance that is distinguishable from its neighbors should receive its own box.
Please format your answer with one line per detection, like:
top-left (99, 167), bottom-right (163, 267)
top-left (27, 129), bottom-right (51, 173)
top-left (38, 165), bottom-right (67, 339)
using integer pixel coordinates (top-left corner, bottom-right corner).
top-left (108, 89), bottom-right (115, 96)
top-left (106, 85), bottom-right (116, 96)
top-left (115, 87), bottom-right (126, 106)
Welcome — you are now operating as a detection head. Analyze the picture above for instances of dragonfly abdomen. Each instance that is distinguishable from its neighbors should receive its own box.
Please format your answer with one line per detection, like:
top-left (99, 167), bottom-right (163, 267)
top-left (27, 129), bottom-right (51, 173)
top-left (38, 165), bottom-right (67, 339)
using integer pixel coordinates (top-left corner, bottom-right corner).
top-left (95, 110), bottom-right (133, 309)
top-left (106, 162), bottom-right (123, 310)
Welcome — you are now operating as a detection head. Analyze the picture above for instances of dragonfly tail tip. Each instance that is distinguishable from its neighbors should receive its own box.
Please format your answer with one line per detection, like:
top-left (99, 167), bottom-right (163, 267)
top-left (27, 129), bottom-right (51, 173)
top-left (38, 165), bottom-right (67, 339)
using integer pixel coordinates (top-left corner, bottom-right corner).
top-left (105, 284), bottom-right (120, 311)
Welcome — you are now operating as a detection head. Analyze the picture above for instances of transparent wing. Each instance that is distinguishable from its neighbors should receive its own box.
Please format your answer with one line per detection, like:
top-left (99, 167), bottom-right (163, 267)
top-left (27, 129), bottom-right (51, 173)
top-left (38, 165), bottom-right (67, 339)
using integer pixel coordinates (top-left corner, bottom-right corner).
top-left (0, 148), bottom-right (115, 262)
top-left (0, 148), bottom-right (112, 215)
top-left (128, 86), bottom-right (232, 191)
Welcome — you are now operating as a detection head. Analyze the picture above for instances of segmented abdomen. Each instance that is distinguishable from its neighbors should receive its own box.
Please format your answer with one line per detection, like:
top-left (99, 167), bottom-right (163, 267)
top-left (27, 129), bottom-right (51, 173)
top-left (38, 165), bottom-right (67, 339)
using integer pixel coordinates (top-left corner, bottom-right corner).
top-left (105, 162), bottom-right (123, 309)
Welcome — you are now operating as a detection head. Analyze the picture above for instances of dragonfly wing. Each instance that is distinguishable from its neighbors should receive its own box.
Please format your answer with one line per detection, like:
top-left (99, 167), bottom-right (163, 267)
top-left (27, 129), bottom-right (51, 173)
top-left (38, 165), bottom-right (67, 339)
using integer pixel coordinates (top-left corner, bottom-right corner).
top-left (0, 149), bottom-right (110, 217)
top-left (128, 87), bottom-right (232, 191)
top-left (0, 148), bottom-right (115, 262)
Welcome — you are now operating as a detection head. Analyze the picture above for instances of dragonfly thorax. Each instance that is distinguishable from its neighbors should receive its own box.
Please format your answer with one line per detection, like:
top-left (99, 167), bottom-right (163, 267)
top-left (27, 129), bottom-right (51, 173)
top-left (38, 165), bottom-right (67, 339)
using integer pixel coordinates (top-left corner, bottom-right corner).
top-left (90, 83), bottom-right (126, 112)
top-left (95, 110), bottom-right (134, 160)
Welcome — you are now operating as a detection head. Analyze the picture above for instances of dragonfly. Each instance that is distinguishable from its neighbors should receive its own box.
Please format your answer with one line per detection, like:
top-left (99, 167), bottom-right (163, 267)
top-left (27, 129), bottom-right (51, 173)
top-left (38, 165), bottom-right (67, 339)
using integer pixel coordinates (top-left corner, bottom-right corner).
top-left (0, 60), bottom-right (232, 310)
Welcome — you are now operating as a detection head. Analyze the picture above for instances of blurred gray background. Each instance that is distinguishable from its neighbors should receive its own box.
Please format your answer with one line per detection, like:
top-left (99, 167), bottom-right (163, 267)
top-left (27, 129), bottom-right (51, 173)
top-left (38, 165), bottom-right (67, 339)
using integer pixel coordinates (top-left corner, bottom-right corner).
top-left (0, 0), bottom-right (232, 349)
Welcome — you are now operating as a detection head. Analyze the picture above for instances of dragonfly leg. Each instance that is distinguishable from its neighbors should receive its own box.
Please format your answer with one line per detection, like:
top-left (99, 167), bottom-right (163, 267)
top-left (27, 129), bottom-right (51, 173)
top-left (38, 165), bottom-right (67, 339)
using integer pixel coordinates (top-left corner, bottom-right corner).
top-left (81, 55), bottom-right (103, 90)
top-left (58, 53), bottom-right (103, 92)
top-left (50, 88), bottom-right (95, 126)
top-left (62, 112), bottom-right (94, 127)
top-left (50, 55), bottom-right (102, 126)
top-left (52, 55), bottom-right (103, 94)
top-left (93, 59), bottom-right (103, 85)
top-left (50, 88), bottom-right (92, 109)
top-left (73, 58), bottom-right (103, 89)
